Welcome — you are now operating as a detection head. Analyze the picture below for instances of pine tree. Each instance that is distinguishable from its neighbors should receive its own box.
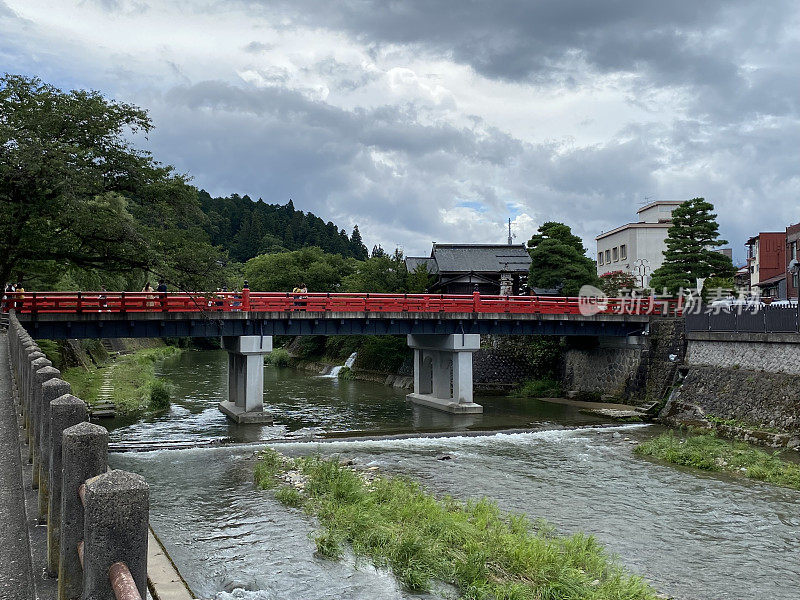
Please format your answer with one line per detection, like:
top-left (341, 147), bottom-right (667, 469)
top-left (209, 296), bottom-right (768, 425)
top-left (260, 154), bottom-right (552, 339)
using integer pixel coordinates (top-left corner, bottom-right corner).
top-left (527, 222), bottom-right (598, 296)
top-left (350, 225), bottom-right (369, 260)
top-left (649, 198), bottom-right (734, 294)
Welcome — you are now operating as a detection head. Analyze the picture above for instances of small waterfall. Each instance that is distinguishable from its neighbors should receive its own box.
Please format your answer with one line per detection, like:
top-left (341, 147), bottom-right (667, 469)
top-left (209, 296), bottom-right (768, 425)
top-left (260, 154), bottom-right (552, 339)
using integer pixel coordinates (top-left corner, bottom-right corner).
top-left (323, 352), bottom-right (357, 378)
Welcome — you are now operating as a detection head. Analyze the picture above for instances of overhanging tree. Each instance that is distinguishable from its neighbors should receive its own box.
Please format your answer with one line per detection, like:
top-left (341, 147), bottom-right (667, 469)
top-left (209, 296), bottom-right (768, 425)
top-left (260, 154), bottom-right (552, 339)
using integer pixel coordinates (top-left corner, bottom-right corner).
top-left (527, 222), bottom-right (599, 296)
top-left (0, 74), bottom-right (222, 289)
top-left (648, 198), bottom-right (734, 294)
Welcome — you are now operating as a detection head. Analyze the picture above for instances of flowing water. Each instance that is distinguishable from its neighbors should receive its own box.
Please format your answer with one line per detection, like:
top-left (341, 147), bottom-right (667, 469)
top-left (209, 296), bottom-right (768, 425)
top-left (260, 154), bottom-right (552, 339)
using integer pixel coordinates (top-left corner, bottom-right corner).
top-left (107, 350), bottom-right (800, 600)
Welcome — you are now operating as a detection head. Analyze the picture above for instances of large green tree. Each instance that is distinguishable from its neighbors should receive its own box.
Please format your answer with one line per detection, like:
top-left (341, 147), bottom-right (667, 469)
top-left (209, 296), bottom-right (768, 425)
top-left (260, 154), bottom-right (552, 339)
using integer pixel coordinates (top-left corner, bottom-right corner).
top-left (243, 247), bottom-right (355, 292)
top-left (341, 252), bottom-right (407, 293)
top-left (0, 74), bottom-right (222, 289)
top-left (527, 222), bottom-right (599, 296)
top-left (648, 198), bottom-right (734, 294)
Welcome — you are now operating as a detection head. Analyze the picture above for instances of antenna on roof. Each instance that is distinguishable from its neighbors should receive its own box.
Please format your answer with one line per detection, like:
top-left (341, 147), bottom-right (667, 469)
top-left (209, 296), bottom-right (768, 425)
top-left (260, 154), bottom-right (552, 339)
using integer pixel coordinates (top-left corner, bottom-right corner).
top-left (507, 218), bottom-right (516, 245)
top-left (639, 195), bottom-right (653, 206)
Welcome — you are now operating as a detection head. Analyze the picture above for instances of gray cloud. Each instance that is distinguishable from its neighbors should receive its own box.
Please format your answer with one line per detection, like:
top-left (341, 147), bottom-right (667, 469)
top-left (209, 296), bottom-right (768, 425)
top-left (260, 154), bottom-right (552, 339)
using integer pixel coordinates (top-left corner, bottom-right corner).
top-left (4, 0), bottom-right (799, 258)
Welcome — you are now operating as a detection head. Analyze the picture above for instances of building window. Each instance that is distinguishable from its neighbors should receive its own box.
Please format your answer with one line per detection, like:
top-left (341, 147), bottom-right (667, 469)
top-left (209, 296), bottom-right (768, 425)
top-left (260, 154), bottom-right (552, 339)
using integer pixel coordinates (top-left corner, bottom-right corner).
top-left (620, 244), bottom-right (627, 260)
top-left (597, 252), bottom-right (604, 265)
top-left (612, 247), bottom-right (619, 261)
top-left (605, 249), bottom-right (611, 263)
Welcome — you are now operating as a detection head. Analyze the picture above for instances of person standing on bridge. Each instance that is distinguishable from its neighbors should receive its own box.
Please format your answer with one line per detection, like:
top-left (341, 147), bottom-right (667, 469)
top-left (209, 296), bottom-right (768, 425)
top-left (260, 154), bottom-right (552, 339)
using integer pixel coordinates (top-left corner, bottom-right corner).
top-left (98, 285), bottom-right (109, 312)
top-left (142, 281), bottom-right (155, 308)
top-left (14, 282), bottom-right (24, 311)
top-left (157, 280), bottom-right (167, 310)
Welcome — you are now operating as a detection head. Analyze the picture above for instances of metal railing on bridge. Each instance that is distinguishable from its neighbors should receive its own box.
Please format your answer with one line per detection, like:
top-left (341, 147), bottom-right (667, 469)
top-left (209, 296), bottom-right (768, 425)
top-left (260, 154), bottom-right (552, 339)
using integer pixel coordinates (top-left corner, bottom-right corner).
top-left (2, 291), bottom-right (683, 316)
top-left (685, 305), bottom-right (800, 333)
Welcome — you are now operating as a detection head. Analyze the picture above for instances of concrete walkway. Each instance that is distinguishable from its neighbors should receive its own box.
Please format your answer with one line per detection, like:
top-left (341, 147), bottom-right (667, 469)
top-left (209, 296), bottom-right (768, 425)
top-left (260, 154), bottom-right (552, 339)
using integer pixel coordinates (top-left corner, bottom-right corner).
top-left (0, 331), bottom-right (35, 599)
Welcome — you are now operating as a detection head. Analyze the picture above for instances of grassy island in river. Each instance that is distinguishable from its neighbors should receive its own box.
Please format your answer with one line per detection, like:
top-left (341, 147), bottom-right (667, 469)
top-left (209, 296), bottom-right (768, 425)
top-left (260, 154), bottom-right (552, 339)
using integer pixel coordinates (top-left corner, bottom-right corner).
top-left (255, 448), bottom-right (659, 600)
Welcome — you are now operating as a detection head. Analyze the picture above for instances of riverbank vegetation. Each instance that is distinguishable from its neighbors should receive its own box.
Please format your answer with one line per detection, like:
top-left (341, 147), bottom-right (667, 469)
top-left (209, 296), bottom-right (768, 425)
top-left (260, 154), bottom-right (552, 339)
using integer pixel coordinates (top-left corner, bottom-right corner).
top-left (635, 431), bottom-right (800, 491)
top-left (510, 378), bottom-right (563, 398)
top-left (62, 346), bottom-right (180, 416)
top-left (255, 449), bottom-right (659, 599)
top-left (280, 335), bottom-right (412, 374)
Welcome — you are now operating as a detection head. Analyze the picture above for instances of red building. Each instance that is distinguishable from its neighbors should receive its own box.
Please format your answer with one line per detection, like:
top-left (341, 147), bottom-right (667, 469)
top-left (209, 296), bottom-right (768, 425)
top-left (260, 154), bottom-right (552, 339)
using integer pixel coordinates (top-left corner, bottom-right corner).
top-left (746, 232), bottom-right (786, 299)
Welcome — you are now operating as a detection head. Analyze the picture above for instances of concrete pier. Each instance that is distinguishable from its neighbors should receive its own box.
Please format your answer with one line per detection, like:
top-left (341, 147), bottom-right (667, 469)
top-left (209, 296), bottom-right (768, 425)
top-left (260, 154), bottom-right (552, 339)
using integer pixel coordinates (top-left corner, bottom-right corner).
top-left (218, 335), bottom-right (274, 424)
top-left (406, 334), bottom-right (483, 414)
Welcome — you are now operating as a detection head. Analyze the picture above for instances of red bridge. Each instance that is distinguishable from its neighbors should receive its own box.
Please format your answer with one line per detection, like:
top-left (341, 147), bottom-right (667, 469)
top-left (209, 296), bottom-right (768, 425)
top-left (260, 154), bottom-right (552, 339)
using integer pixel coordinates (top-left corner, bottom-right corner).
top-left (7, 292), bottom-right (680, 418)
top-left (4, 290), bottom-right (681, 316)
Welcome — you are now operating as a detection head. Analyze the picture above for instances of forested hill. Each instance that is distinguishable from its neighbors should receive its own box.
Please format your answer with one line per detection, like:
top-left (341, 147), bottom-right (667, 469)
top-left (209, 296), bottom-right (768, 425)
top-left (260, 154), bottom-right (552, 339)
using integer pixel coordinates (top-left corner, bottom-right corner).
top-left (197, 190), bottom-right (369, 262)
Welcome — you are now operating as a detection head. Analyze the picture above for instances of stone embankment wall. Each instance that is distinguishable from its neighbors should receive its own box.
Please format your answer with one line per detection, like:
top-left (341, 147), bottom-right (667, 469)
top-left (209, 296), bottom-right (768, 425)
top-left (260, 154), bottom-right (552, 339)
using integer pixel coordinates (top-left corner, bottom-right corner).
top-left (660, 331), bottom-right (800, 449)
top-left (561, 319), bottom-right (684, 404)
top-left (563, 344), bottom-right (644, 400)
top-left (472, 348), bottom-right (536, 391)
top-left (686, 334), bottom-right (800, 374)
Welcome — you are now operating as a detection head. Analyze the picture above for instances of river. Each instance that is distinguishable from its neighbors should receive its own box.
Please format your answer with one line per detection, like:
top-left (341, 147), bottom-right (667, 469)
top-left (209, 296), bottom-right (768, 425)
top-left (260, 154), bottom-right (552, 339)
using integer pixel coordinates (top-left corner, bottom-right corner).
top-left (108, 350), bottom-right (800, 600)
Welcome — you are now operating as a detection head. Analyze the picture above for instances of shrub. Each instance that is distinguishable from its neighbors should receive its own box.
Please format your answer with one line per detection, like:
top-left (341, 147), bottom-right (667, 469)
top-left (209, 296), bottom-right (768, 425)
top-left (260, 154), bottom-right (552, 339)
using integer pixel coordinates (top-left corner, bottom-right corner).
top-left (266, 348), bottom-right (291, 367)
top-left (148, 379), bottom-right (171, 411)
top-left (356, 336), bottom-right (411, 372)
top-left (337, 366), bottom-right (354, 380)
top-left (510, 378), bottom-right (562, 398)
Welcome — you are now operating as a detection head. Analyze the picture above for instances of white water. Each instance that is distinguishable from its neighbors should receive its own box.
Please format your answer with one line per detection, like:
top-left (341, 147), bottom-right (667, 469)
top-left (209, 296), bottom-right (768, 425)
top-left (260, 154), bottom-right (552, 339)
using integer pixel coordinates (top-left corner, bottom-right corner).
top-left (321, 352), bottom-right (357, 378)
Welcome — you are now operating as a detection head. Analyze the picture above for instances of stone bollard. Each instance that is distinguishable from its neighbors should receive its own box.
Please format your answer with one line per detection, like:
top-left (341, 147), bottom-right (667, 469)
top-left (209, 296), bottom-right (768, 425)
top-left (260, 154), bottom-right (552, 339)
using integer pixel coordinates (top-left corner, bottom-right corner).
top-left (82, 470), bottom-right (149, 600)
top-left (39, 379), bottom-right (72, 519)
top-left (31, 365), bottom-right (59, 488)
top-left (47, 395), bottom-right (87, 577)
top-left (23, 348), bottom-right (44, 426)
top-left (59, 422), bottom-right (108, 600)
top-left (27, 358), bottom-right (52, 468)
top-left (25, 353), bottom-right (48, 433)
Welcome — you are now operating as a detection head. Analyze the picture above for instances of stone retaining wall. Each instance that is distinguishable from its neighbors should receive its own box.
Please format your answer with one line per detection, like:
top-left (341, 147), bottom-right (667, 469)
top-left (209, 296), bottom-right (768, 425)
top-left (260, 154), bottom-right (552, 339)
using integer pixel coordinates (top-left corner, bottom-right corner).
top-left (665, 365), bottom-right (800, 435)
top-left (563, 345), bottom-right (644, 400)
top-left (687, 339), bottom-right (800, 375)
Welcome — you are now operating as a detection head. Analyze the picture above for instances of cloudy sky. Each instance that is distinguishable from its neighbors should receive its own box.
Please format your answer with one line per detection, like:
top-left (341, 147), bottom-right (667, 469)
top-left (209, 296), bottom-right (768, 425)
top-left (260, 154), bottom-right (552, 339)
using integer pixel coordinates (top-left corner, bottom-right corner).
top-left (3, 0), bottom-right (798, 262)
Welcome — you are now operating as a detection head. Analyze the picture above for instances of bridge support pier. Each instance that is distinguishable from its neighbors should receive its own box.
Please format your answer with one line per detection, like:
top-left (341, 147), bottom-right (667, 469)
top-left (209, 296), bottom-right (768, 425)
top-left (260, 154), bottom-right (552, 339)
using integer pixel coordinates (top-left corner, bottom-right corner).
top-left (218, 336), bottom-right (274, 424)
top-left (406, 334), bottom-right (483, 414)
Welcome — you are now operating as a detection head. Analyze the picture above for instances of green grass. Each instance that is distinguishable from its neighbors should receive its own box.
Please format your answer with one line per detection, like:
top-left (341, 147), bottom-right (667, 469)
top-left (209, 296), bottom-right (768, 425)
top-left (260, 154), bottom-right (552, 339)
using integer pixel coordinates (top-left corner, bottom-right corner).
top-left (61, 346), bottom-right (179, 416)
top-left (635, 431), bottom-right (800, 491)
top-left (254, 449), bottom-right (658, 599)
top-left (510, 378), bottom-right (563, 398)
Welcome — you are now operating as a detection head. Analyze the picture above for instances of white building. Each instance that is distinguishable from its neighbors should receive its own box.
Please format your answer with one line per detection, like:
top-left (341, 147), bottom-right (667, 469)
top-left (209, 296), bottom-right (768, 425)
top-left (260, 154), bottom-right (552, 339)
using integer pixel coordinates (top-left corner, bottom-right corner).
top-left (595, 201), bottom-right (683, 286)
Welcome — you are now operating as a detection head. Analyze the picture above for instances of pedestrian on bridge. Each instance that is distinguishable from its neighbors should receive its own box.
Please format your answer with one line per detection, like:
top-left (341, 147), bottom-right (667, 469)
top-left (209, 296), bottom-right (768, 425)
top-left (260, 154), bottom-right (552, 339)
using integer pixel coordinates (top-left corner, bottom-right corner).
top-left (142, 282), bottom-right (155, 308)
top-left (14, 282), bottom-right (24, 311)
top-left (157, 280), bottom-right (168, 310)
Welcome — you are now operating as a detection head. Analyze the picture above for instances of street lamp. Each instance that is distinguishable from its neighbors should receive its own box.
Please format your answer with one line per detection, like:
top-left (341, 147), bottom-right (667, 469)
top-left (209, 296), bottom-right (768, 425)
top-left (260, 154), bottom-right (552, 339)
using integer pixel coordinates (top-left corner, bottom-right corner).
top-left (790, 258), bottom-right (800, 331)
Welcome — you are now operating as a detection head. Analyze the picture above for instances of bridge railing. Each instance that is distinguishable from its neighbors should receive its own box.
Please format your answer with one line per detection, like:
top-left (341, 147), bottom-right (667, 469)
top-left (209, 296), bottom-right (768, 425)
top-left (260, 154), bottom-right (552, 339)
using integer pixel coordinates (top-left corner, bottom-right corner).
top-left (685, 305), bottom-right (800, 333)
top-left (6, 313), bottom-right (149, 600)
top-left (4, 291), bottom-right (683, 316)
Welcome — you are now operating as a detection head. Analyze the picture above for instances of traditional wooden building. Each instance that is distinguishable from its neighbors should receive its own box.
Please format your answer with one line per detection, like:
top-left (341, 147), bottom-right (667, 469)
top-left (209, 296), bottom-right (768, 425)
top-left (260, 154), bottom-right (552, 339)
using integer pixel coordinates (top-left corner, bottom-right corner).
top-left (405, 243), bottom-right (532, 295)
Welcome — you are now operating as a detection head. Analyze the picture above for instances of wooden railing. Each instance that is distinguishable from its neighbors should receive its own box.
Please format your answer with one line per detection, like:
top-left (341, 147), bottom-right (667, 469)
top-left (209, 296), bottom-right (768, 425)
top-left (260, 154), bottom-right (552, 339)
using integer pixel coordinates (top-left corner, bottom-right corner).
top-left (2, 291), bottom-right (683, 316)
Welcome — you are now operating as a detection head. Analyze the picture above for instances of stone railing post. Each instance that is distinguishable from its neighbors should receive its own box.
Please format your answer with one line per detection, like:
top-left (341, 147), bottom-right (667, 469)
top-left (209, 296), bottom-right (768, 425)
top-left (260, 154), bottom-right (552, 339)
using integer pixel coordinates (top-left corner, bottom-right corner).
top-left (24, 349), bottom-right (46, 430)
top-left (47, 395), bottom-right (87, 577)
top-left (39, 378), bottom-right (72, 519)
top-left (59, 422), bottom-right (108, 600)
top-left (82, 470), bottom-right (149, 600)
top-left (30, 363), bottom-right (57, 482)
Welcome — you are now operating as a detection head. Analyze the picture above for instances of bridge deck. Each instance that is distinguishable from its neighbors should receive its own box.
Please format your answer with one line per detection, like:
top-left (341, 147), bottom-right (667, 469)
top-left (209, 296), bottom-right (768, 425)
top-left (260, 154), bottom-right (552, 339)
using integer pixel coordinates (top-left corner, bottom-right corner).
top-left (17, 309), bottom-right (654, 339)
top-left (7, 292), bottom-right (676, 339)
